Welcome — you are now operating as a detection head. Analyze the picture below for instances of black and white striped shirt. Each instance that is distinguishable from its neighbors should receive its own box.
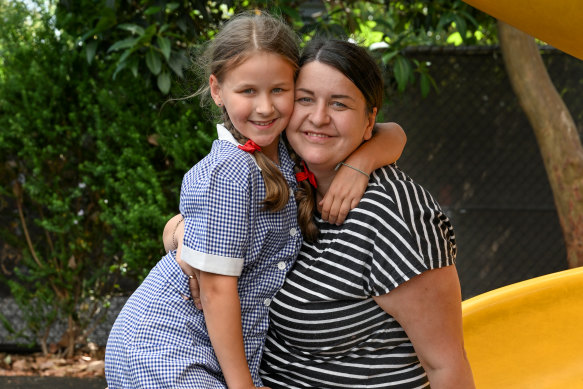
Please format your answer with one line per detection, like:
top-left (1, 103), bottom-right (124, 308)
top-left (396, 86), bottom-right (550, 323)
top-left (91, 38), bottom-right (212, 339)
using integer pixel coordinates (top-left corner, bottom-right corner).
top-left (260, 165), bottom-right (456, 388)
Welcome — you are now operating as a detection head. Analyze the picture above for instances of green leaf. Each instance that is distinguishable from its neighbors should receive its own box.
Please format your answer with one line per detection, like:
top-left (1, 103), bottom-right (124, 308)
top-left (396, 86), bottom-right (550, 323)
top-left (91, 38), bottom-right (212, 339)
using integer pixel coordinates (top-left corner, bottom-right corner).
top-left (381, 50), bottom-right (398, 64)
top-left (112, 60), bottom-right (127, 80)
top-left (146, 49), bottom-right (162, 75)
top-left (118, 48), bottom-right (132, 65)
top-left (144, 6), bottom-right (162, 15)
top-left (118, 23), bottom-right (145, 36)
top-left (108, 37), bottom-right (139, 52)
top-left (437, 12), bottom-right (455, 32)
top-left (452, 14), bottom-right (467, 43)
top-left (139, 24), bottom-right (157, 45)
top-left (157, 36), bottom-right (171, 61)
top-left (128, 57), bottom-right (139, 78)
top-left (393, 55), bottom-right (411, 92)
top-left (85, 41), bottom-right (98, 64)
top-left (420, 72), bottom-right (430, 97)
top-left (157, 72), bottom-right (171, 94)
top-left (168, 51), bottom-right (187, 78)
top-left (166, 3), bottom-right (180, 13)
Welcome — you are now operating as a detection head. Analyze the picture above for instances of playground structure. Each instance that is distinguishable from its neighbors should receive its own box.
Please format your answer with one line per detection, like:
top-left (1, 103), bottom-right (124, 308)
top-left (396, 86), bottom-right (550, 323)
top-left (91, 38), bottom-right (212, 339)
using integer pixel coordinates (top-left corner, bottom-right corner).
top-left (459, 3), bottom-right (583, 384)
top-left (462, 267), bottom-right (583, 388)
top-left (462, 0), bottom-right (583, 61)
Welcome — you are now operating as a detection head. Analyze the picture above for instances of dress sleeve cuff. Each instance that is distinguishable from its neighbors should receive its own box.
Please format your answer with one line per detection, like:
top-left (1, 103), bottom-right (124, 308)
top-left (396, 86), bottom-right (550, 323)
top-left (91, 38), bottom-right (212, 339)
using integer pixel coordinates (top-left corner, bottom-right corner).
top-left (181, 244), bottom-right (244, 276)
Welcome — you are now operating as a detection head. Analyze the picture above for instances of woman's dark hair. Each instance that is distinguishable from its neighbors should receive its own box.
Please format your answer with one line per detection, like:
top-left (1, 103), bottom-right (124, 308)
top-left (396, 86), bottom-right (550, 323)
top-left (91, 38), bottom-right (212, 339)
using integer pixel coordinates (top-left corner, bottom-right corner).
top-left (289, 39), bottom-right (384, 241)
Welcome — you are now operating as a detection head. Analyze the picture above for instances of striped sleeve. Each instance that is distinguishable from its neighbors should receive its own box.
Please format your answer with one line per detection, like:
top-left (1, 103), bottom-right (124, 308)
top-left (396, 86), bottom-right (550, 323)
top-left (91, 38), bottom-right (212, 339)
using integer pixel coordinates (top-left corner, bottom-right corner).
top-left (361, 166), bottom-right (457, 296)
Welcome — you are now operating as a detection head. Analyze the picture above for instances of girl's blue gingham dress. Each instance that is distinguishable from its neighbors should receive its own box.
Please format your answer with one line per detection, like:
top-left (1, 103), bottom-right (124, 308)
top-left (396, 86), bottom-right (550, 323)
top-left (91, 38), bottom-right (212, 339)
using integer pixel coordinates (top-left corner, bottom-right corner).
top-left (105, 124), bottom-right (303, 388)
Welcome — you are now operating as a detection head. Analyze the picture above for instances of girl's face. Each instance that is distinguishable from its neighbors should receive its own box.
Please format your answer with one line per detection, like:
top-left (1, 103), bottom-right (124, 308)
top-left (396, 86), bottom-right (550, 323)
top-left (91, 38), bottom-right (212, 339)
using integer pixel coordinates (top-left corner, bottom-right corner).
top-left (210, 51), bottom-right (296, 160)
top-left (286, 61), bottom-right (377, 173)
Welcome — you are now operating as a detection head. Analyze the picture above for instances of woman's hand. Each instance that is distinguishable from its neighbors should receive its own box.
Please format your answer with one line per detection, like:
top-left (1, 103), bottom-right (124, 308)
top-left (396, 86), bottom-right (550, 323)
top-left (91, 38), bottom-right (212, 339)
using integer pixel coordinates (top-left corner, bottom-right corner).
top-left (163, 213), bottom-right (202, 309)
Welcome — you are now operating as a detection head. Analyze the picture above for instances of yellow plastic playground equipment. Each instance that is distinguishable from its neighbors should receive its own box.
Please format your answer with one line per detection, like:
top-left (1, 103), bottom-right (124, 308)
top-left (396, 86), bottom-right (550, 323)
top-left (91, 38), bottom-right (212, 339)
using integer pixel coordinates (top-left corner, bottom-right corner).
top-left (457, 1), bottom-right (583, 386)
top-left (462, 267), bottom-right (583, 388)
top-left (462, 0), bottom-right (583, 60)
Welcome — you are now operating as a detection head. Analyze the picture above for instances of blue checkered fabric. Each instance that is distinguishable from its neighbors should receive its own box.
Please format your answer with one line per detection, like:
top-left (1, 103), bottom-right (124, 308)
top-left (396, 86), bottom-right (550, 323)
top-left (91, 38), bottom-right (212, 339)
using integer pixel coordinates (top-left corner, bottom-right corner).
top-left (105, 125), bottom-right (303, 388)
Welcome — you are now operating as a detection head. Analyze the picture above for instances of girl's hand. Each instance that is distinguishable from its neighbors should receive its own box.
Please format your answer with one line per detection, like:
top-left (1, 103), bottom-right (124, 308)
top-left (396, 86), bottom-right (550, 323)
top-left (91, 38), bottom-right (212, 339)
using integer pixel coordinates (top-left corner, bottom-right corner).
top-left (319, 164), bottom-right (369, 225)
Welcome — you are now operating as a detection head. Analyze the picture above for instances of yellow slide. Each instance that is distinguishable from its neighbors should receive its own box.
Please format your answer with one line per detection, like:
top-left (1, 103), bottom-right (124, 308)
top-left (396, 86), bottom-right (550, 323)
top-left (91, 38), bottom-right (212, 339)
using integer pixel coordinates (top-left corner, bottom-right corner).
top-left (462, 0), bottom-right (583, 60)
top-left (462, 267), bottom-right (583, 388)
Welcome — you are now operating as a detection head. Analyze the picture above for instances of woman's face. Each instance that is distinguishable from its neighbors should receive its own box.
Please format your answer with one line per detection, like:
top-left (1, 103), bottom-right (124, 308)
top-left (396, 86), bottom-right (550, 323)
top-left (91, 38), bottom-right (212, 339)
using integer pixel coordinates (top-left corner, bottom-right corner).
top-left (286, 61), bottom-right (376, 173)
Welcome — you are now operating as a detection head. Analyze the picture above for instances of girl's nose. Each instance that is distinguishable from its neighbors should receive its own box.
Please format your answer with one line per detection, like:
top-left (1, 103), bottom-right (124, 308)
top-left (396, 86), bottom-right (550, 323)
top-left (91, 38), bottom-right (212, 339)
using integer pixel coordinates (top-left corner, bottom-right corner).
top-left (256, 93), bottom-right (275, 115)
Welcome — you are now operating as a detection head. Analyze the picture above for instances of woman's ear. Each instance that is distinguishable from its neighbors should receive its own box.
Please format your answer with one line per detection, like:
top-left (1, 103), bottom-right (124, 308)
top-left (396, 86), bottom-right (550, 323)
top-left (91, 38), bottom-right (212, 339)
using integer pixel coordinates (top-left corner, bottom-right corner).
top-left (363, 107), bottom-right (377, 141)
top-left (209, 74), bottom-right (222, 107)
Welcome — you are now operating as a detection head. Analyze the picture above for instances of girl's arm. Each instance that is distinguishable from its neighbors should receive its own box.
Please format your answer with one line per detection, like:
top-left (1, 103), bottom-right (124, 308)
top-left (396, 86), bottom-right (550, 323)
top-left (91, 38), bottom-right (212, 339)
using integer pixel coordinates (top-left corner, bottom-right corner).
top-left (199, 272), bottom-right (258, 389)
top-left (163, 216), bottom-right (266, 388)
top-left (320, 122), bottom-right (406, 224)
top-left (373, 266), bottom-right (476, 389)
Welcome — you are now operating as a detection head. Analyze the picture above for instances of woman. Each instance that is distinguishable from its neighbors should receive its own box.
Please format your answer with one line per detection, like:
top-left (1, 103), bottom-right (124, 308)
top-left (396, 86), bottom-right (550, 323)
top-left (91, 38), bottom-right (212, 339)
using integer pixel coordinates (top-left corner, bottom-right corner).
top-left (167, 38), bottom-right (475, 388)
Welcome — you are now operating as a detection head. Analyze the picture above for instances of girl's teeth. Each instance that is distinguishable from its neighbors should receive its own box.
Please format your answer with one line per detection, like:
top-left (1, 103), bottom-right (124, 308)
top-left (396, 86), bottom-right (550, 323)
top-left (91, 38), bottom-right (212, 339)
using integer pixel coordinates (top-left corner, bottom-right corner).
top-left (254, 119), bottom-right (275, 125)
top-left (307, 132), bottom-right (328, 138)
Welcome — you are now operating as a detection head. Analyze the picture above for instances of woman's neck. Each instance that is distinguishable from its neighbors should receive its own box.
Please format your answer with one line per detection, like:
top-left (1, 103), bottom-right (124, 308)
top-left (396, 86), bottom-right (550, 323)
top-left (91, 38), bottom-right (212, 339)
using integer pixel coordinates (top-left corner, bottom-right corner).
top-left (312, 168), bottom-right (337, 206)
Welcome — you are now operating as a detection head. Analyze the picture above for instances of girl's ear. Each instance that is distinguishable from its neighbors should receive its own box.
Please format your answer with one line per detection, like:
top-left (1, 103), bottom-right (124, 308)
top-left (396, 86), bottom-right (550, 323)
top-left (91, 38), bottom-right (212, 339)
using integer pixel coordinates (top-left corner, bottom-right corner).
top-left (363, 107), bottom-right (377, 141)
top-left (209, 74), bottom-right (222, 107)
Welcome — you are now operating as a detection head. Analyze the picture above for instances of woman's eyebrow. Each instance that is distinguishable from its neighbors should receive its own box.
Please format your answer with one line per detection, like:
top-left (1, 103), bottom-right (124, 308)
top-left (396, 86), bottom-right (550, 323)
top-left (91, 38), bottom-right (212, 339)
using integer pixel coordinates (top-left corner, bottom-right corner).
top-left (295, 88), bottom-right (314, 95)
top-left (296, 88), bottom-right (355, 101)
top-left (331, 94), bottom-right (355, 101)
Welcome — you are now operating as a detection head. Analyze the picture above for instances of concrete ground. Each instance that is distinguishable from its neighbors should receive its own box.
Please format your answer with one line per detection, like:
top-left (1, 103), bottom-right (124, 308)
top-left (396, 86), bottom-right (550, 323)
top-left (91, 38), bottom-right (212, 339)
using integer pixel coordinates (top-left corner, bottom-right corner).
top-left (0, 376), bottom-right (107, 388)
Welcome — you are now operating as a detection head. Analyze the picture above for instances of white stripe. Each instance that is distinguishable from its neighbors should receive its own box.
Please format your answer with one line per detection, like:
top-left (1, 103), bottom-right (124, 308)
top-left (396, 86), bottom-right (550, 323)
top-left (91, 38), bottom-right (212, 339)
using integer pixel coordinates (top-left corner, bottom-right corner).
top-left (181, 245), bottom-right (243, 276)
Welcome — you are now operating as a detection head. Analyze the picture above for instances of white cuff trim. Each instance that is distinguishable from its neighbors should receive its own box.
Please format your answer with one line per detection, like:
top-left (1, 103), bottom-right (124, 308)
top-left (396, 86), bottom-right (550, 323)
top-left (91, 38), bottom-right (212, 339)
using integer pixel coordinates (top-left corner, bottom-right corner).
top-left (181, 244), bottom-right (244, 276)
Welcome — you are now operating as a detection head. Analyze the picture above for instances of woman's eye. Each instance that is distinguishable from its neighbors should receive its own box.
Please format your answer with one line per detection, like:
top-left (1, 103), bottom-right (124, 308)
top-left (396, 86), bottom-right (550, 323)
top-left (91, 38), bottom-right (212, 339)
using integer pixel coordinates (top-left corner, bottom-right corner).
top-left (296, 97), bottom-right (312, 104)
top-left (331, 101), bottom-right (347, 109)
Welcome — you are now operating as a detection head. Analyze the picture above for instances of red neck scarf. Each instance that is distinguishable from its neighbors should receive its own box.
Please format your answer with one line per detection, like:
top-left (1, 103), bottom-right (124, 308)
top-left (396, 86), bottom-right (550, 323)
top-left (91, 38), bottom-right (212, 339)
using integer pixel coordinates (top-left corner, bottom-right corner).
top-left (295, 161), bottom-right (317, 188)
top-left (238, 139), bottom-right (262, 154)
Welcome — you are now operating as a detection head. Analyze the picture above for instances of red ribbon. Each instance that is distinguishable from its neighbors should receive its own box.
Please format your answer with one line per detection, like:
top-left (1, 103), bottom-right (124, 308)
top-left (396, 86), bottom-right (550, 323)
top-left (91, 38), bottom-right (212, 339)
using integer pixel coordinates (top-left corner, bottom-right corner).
top-left (295, 161), bottom-right (317, 188)
top-left (238, 139), bottom-right (262, 154)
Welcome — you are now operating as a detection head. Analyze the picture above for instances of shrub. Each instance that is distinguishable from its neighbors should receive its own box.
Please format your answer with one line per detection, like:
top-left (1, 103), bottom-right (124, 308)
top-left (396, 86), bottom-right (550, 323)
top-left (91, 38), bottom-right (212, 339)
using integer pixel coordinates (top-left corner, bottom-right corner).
top-left (0, 1), bottom-right (214, 355)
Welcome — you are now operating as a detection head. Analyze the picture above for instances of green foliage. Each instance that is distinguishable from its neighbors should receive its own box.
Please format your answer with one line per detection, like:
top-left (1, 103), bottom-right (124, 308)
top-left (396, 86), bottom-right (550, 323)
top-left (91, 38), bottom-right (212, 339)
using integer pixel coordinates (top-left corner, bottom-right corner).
top-left (0, 0), bottom-right (213, 353)
top-left (288, 0), bottom-right (496, 97)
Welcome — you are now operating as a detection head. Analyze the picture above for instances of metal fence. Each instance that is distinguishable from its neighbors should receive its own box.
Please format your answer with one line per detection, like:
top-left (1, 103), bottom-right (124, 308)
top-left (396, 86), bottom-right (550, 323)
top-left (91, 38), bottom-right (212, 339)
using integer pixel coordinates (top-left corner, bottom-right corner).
top-left (388, 46), bottom-right (582, 299)
top-left (1, 46), bottom-right (582, 347)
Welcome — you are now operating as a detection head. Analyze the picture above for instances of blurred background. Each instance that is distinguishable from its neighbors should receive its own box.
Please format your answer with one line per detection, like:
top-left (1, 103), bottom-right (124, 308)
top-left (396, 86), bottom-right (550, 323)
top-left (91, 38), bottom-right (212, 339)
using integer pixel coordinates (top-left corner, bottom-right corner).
top-left (1, 0), bottom-right (582, 356)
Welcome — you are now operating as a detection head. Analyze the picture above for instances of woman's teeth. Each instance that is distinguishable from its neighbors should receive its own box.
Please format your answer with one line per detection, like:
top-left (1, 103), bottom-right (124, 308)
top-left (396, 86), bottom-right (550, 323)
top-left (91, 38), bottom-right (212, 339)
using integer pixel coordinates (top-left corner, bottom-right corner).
top-left (306, 132), bottom-right (328, 138)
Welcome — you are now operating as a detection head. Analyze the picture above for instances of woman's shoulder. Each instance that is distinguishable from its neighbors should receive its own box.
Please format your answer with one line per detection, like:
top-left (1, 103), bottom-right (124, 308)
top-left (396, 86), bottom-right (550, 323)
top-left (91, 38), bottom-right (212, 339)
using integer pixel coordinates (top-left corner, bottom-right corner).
top-left (368, 165), bottom-right (435, 204)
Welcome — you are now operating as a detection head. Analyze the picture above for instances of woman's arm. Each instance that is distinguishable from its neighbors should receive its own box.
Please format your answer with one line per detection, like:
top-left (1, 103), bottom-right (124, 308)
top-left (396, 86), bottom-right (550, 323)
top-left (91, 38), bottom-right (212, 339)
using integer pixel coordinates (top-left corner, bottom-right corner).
top-left (373, 266), bottom-right (475, 389)
top-left (320, 122), bottom-right (406, 224)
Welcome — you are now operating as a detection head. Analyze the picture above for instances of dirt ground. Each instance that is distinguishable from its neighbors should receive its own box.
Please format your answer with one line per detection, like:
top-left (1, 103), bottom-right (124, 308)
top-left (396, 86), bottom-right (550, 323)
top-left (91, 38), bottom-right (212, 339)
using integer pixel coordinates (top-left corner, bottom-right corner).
top-left (0, 348), bottom-right (105, 378)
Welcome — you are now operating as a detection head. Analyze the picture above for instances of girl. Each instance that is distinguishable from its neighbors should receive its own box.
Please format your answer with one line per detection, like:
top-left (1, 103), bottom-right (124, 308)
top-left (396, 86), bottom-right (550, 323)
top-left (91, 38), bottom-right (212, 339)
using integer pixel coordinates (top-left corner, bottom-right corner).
top-left (106, 12), bottom-right (405, 389)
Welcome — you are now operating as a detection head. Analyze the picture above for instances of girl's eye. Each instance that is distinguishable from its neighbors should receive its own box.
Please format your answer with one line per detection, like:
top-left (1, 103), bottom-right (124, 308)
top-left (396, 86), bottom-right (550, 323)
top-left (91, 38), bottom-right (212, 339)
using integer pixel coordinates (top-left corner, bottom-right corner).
top-left (241, 88), bottom-right (255, 94)
top-left (272, 88), bottom-right (283, 94)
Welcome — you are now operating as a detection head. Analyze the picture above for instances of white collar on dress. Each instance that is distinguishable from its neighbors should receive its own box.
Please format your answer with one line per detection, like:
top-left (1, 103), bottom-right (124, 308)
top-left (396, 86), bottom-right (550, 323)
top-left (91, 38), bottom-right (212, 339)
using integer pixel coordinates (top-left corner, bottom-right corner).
top-left (216, 123), bottom-right (261, 171)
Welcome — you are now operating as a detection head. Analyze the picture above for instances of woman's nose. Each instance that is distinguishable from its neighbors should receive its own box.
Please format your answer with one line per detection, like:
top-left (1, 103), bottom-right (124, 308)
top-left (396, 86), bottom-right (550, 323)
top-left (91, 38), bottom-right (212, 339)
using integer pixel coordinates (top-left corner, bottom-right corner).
top-left (256, 93), bottom-right (275, 115)
top-left (309, 102), bottom-right (330, 126)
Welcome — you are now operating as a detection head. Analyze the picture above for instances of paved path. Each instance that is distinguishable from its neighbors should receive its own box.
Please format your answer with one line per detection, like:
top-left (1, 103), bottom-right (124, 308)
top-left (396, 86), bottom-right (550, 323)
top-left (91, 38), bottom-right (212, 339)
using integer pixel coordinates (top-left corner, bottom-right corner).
top-left (0, 376), bottom-right (107, 388)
